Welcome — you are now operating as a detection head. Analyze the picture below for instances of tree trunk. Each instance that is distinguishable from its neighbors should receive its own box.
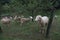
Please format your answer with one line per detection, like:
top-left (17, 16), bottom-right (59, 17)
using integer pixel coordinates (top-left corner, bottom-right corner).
top-left (45, 6), bottom-right (55, 38)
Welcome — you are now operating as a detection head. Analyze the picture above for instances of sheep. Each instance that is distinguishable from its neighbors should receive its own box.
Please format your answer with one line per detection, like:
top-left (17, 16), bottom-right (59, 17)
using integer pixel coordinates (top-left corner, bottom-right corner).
top-left (35, 15), bottom-right (49, 26)
top-left (10, 16), bottom-right (13, 20)
top-left (54, 15), bottom-right (58, 19)
top-left (1, 17), bottom-right (12, 24)
top-left (52, 15), bottom-right (58, 25)
top-left (35, 15), bottom-right (42, 21)
top-left (14, 15), bottom-right (18, 20)
top-left (55, 15), bottom-right (58, 17)
top-left (13, 15), bottom-right (21, 22)
top-left (20, 16), bottom-right (33, 25)
top-left (14, 15), bottom-right (25, 20)
top-left (35, 15), bottom-right (49, 34)
top-left (14, 15), bottom-right (33, 22)
top-left (13, 15), bottom-right (33, 25)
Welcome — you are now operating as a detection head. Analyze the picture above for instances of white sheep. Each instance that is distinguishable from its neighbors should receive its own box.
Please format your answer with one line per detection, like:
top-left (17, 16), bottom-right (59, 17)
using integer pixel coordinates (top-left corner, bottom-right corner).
top-left (52, 15), bottom-right (58, 25)
top-left (55, 15), bottom-right (58, 17)
top-left (13, 15), bottom-right (33, 25)
top-left (14, 15), bottom-right (18, 20)
top-left (20, 16), bottom-right (33, 25)
top-left (35, 15), bottom-right (42, 21)
top-left (14, 15), bottom-right (21, 22)
top-left (1, 17), bottom-right (12, 24)
top-left (35, 15), bottom-right (49, 34)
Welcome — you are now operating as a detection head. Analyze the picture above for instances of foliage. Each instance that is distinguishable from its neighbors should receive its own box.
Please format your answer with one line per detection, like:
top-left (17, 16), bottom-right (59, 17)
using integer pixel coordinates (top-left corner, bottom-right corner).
top-left (0, 0), bottom-right (60, 16)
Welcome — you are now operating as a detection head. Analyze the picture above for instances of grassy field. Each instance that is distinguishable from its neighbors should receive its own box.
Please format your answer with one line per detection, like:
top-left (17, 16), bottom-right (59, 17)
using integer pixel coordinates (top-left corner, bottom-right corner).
top-left (0, 10), bottom-right (60, 40)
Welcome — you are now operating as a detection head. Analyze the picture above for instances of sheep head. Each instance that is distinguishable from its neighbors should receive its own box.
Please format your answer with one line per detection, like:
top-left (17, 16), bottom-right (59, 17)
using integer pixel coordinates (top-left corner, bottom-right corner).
top-left (35, 15), bottom-right (42, 21)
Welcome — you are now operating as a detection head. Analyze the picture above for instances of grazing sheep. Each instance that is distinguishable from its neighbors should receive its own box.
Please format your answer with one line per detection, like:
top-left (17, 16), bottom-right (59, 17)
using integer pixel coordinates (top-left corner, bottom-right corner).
top-left (35, 15), bottom-right (49, 34)
top-left (20, 16), bottom-right (33, 25)
top-left (10, 17), bottom-right (13, 19)
top-left (14, 15), bottom-right (18, 20)
top-left (14, 15), bottom-right (21, 22)
top-left (54, 15), bottom-right (58, 19)
top-left (1, 17), bottom-right (12, 24)
top-left (55, 15), bottom-right (58, 17)
top-left (52, 15), bottom-right (58, 25)
top-left (13, 15), bottom-right (33, 24)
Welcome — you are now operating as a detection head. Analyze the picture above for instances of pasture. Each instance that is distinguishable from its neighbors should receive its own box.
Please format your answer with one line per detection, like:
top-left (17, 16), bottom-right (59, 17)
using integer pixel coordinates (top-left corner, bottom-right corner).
top-left (0, 10), bottom-right (60, 40)
top-left (0, 15), bottom-right (60, 40)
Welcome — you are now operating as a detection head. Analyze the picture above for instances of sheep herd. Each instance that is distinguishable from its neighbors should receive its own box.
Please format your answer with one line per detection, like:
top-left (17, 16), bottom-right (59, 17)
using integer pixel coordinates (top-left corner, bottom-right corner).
top-left (0, 15), bottom-right (57, 34)
top-left (0, 15), bottom-right (33, 25)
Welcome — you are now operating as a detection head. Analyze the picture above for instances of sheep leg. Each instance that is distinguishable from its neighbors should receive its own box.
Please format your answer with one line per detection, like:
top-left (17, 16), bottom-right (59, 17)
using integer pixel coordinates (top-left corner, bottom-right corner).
top-left (40, 27), bottom-right (44, 34)
top-left (42, 24), bottom-right (46, 34)
top-left (40, 24), bottom-right (45, 34)
top-left (40, 25), bottom-right (43, 34)
top-left (20, 21), bottom-right (23, 26)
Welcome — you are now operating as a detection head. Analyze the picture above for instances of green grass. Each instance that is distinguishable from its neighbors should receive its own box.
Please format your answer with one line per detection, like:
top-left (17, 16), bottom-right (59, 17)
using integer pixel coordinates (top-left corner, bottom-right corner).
top-left (0, 17), bottom-right (60, 40)
top-left (0, 21), bottom-right (41, 40)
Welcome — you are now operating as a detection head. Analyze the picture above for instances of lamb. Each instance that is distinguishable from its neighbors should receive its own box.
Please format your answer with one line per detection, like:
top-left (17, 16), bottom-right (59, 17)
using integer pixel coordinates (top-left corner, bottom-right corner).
top-left (35, 15), bottom-right (49, 34)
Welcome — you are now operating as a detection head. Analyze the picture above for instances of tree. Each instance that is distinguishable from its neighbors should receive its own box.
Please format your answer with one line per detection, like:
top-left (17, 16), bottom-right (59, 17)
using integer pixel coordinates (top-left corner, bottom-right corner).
top-left (45, 0), bottom-right (56, 38)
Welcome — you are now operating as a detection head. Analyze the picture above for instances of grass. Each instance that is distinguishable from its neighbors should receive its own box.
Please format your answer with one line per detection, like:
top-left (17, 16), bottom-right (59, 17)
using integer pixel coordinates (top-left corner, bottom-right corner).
top-left (0, 18), bottom-right (59, 40)
top-left (0, 21), bottom-right (41, 40)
